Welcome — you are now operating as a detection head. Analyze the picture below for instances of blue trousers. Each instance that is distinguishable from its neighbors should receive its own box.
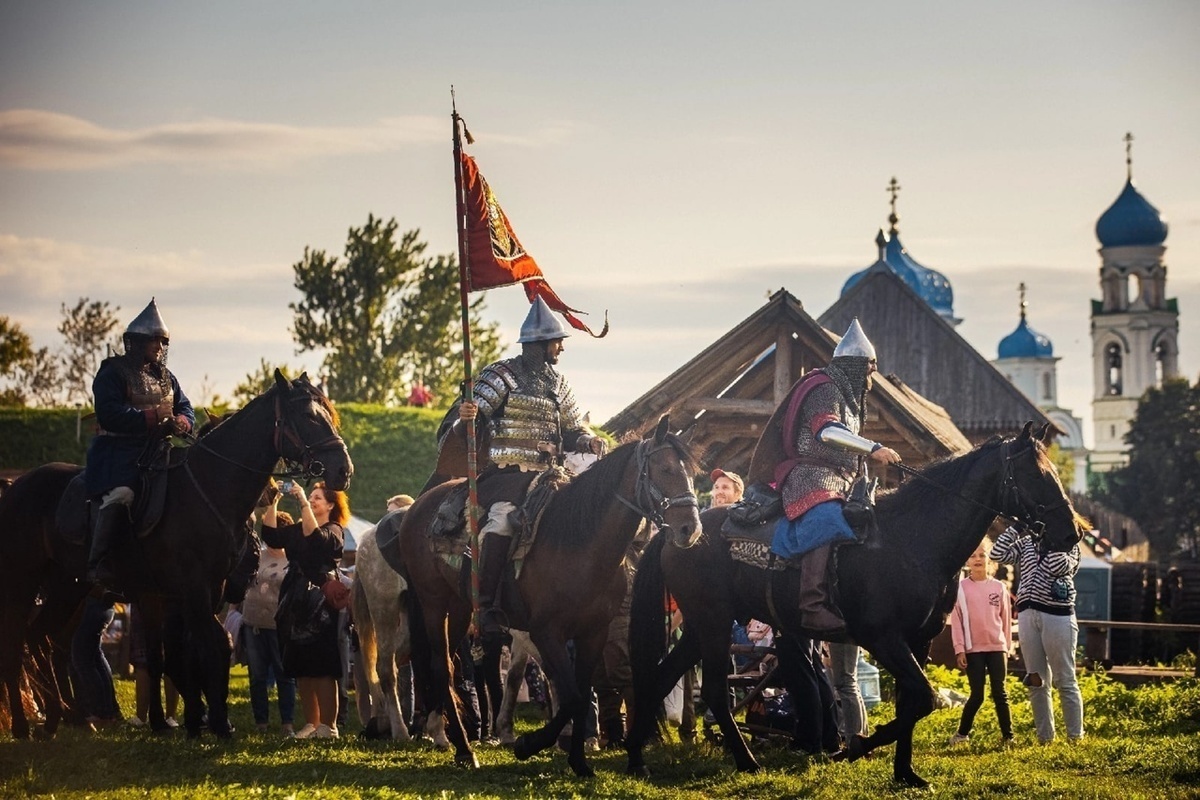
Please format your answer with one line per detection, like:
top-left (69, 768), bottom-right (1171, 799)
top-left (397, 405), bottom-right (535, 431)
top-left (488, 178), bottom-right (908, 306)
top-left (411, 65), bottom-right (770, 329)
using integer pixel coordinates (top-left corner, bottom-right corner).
top-left (70, 596), bottom-right (119, 720)
top-left (243, 625), bottom-right (296, 726)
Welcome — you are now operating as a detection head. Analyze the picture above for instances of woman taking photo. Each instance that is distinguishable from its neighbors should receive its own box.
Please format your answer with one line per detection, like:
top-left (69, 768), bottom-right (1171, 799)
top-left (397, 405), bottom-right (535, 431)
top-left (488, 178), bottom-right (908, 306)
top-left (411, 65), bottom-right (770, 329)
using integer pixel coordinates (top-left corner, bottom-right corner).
top-left (262, 480), bottom-right (349, 739)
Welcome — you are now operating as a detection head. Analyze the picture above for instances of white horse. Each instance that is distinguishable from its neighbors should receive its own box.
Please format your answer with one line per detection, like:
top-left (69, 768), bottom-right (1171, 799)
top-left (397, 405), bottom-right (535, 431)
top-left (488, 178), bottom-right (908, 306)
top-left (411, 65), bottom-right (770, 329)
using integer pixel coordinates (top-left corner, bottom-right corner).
top-left (495, 629), bottom-right (557, 745)
top-left (352, 518), bottom-right (447, 746)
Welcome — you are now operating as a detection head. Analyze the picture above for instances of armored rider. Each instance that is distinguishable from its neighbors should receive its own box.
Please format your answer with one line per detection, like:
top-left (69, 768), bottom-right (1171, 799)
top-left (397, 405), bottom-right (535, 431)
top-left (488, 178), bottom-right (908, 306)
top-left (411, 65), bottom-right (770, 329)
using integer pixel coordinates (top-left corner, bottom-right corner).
top-left (755, 318), bottom-right (901, 637)
top-left (85, 299), bottom-right (194, 589)
top-left (452, 296), bottom-right (606, 635)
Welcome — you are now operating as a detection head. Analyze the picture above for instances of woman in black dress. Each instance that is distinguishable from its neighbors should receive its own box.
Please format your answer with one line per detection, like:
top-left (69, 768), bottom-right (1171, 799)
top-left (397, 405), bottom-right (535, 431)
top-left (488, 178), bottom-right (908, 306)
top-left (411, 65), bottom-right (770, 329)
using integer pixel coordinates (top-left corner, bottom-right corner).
top-left (262, 480), bottom-right (348, 739)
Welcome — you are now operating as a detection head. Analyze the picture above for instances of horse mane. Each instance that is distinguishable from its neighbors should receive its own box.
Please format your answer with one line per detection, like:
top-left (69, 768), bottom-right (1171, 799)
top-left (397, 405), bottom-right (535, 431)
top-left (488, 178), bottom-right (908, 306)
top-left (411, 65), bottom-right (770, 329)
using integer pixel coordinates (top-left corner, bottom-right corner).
top-left (876, 437), bottom-right (1007, 526)
top-left (540, 433), bottom-right (697, 548)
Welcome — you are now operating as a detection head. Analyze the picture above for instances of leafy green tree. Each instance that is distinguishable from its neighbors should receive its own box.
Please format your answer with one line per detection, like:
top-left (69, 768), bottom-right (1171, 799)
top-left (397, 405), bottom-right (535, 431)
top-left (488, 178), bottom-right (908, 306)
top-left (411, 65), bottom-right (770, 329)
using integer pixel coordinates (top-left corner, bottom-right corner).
top-left (290, 216), bottom-right (501, 406)
top-left (1095, 377), bottom-right (1200, 560)
top-left (1, 316), bottom-right (34, 376)
top-left (58, 298), bottom-right (122, 406)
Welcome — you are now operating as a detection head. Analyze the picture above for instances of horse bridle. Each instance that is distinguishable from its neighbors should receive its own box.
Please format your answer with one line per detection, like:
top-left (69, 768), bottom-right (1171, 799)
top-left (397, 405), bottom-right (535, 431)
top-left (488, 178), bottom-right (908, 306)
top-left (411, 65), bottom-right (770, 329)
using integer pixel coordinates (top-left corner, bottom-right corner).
top-left (615, 440), bottom-right (699, 529)
top-left (892, 437), bottom-right (1069, 539)
top-left (270, 393), bottom-right (345, 480)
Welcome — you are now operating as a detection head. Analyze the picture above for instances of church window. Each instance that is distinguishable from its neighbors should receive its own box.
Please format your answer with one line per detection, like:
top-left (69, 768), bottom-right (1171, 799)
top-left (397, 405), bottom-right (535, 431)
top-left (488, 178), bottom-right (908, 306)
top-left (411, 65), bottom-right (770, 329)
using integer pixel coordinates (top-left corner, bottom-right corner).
top-left (1105, 343), bottom-right (1122, 395)
top-left (1155, 342), bottom-right (1169, 387)
top-left (1042, 372), bottom-right (1052, 401)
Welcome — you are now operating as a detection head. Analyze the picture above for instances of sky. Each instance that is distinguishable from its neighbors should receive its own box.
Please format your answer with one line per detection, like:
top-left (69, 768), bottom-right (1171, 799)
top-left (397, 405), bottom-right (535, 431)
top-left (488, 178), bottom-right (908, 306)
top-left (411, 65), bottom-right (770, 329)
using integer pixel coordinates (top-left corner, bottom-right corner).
top-left (2, 1), bottom-right (1198, 450)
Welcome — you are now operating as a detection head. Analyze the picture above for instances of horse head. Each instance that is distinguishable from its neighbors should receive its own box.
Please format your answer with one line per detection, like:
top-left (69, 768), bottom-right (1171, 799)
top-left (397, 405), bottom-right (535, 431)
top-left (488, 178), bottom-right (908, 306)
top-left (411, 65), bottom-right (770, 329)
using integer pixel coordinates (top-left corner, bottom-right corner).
top-left (1000, 421), bottom-right (1084, 552)
top-left (631, 416), bottom-right (702, 549)
top-left (272, 369), bottom-right (355, 491)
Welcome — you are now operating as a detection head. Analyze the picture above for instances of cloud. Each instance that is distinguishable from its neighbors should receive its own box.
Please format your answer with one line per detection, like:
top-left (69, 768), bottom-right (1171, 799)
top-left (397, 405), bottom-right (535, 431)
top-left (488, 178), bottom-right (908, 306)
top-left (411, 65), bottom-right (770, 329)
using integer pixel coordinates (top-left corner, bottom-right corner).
top-left (0, 109), bottom-right (574, 171)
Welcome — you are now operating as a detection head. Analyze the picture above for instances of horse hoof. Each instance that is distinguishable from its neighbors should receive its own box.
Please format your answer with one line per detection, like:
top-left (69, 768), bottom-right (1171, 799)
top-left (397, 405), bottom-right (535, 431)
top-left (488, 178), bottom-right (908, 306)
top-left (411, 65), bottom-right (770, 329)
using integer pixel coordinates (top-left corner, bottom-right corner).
top-left (626, 764), bottom-right (651, 779)
top-left (454, 752), bottom-right (480, 769)
top-left (568, 758), bottom-right (595, 778)
top-left (513, 734), bottom-right (535, 761)
top-left (895, 772), bottom-right (930, 790)
top-left (736, 760), bottom-right (762, 773)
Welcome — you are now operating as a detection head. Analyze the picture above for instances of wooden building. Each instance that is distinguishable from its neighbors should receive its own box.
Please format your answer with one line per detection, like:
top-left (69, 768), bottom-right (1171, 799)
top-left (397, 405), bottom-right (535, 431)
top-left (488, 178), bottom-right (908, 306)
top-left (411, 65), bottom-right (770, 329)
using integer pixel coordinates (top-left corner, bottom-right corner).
top-left (604, 289), bottom-right (971, 476)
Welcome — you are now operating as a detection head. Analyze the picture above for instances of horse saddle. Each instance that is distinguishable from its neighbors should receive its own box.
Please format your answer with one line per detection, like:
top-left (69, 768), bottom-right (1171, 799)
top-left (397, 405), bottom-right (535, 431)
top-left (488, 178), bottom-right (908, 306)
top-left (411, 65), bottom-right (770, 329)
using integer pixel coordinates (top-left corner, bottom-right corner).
top-left (719, 484), bottom-right (787, 572)
top-left (55, 456), bottom-right (177, 546)
top-left (373, 508), bottom-right (408, 576)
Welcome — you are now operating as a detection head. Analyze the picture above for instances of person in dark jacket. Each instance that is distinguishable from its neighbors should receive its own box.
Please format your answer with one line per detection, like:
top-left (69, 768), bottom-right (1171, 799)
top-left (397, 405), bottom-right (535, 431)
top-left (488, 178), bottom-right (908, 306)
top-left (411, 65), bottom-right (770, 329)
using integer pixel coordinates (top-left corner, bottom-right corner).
top-left (262, 480), bottom-right (347, 739)
top-left (85, 299), bottom-right (193, 590)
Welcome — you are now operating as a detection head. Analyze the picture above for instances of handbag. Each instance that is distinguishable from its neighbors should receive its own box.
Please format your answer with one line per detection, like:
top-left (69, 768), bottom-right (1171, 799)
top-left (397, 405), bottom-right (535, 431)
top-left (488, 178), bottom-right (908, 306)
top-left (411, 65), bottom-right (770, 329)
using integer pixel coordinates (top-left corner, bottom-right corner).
top-left (321, 577), bottom-right (351, 612)
top-left (279, 577), bottom-right (333, 645)
top-left (727, 483), bottom-right (783, 527)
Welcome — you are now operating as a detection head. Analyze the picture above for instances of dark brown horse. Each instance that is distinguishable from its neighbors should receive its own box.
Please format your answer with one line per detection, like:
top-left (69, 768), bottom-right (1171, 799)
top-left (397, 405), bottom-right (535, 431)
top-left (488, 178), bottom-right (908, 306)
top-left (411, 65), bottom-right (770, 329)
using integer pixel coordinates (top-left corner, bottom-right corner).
top-left (0, 371), bottom-right (352, 739)
top-left (400, 416), bottom-right (701, 776)
top-left (627, 422), bottom-right (1085, 789)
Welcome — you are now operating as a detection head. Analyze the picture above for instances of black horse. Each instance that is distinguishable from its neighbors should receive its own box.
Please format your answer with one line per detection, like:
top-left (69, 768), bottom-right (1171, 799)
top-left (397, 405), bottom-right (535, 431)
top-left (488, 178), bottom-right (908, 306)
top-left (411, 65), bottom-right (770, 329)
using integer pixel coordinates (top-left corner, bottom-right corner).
top-left (0, 371), bottom-right (352, 739)
top-left (627, 422), bottom-right (1085, 788)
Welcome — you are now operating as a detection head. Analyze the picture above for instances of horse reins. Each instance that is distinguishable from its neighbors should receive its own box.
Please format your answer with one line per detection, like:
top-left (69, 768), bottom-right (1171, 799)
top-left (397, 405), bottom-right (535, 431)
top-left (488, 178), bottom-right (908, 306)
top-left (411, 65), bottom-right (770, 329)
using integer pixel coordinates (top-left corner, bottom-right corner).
top-left (889, 439), bottom-right (1068, 537)
top-left (615, 440), bottom-right (698, 529)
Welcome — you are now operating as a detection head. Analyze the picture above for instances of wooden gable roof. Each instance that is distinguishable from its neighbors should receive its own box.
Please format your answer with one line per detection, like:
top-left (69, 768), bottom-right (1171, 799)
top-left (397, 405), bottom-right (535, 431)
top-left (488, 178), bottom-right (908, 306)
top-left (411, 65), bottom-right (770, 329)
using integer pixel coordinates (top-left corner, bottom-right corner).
top-left (819, 267), bottom-right (1054, 443)
top-left (603, 289), bottom-right (971, 475)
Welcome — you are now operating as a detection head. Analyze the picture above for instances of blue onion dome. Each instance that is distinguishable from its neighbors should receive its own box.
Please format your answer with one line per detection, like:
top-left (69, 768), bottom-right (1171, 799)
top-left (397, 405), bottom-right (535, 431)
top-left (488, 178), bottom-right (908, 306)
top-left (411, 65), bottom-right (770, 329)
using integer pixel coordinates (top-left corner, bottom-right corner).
top-left (998, 317), bottom-right (1053, 359)
top-left (1095, 179), bottom-right (1168, 247)
top-left (842, 230), bottom-right (955, 320)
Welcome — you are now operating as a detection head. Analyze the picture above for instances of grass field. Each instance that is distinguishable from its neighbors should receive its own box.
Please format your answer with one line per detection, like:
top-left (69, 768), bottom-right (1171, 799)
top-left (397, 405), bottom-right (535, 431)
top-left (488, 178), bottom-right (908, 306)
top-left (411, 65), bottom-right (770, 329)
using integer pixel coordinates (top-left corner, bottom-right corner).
top-left (2, 665), bottom-right (1198, 799)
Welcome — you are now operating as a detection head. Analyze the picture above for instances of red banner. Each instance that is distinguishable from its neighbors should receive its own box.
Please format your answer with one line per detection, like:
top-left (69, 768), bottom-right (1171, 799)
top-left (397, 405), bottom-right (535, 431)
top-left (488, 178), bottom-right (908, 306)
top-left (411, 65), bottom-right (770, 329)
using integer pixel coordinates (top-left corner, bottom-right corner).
top-left (460, 152), bottom-right (607, 337)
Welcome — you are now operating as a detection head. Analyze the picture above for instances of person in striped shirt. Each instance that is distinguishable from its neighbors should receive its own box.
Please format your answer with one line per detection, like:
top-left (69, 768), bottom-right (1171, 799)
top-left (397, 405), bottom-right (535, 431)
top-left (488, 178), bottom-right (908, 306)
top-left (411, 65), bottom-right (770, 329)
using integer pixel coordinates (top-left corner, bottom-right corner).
top-left (989, 525), bottom-right (1084, 744)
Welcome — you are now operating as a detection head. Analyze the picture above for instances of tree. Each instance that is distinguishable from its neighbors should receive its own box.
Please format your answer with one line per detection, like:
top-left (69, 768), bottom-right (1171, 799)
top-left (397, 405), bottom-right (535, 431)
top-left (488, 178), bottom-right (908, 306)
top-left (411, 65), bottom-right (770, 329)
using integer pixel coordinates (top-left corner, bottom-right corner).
top-left (0, 316), bottom-right (33, 376)
top-left (58, 298), bottom-right (122, 405)
top-left (290, 216), bottom-right (501, 406)
top-left (1095, 377), bottom-right (1200, 560)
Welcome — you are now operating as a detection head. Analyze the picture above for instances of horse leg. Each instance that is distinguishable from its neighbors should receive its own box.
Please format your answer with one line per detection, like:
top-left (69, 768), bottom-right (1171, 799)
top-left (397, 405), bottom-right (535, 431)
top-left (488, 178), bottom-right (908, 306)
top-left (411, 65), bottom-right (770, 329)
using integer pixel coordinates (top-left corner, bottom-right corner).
top-left (198, 612), bottom-right (233, 738)
top-left (142, 602), bottom-right (174, 733)
top-left (1, 576), bottom-right (46, 739)
top-left (840, 638), bottom-right (934, 788)
top-left (512, 631), bottom-right (575, 763)
top-left (625, 627), bottom-right (701, 776)
top-left (497, 633), bottom-right (531, 745)
top-left (563, 631), bottom-right (607, 778)
top-left (696, 627), bottom-right (761, 772)
top-left (373, 595), bottom-right (411, 741)
top-left (422, 600), bottom-right (477, 768)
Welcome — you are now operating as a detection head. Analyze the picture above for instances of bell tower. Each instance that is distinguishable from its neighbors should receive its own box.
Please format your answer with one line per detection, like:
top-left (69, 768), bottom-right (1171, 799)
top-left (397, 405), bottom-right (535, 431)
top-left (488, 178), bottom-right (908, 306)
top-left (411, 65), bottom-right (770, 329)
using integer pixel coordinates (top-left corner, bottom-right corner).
top-left (1090, 133), bottom-right (1180, 473)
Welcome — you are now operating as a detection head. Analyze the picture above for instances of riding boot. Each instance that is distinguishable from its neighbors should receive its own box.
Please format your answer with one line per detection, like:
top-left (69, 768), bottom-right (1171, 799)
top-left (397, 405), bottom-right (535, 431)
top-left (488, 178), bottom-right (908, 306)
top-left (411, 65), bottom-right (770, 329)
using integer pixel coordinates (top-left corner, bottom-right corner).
top-left (476, 535), bottom-right (511, 639)
top-left (798, 544), bottom-right (845, 637)
top-left (87, 502), bottom-right (127, 591)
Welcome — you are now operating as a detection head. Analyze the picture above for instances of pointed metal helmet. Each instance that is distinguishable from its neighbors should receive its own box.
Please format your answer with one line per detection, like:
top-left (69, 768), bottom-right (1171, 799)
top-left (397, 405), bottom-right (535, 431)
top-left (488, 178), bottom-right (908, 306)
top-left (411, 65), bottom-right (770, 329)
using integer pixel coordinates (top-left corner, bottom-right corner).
top-left (124, 298), bottom-right (170, 339)
top-left (832, 318), bottom-right (876, 360)
top-left (517, 296), bottom-right (570, 343)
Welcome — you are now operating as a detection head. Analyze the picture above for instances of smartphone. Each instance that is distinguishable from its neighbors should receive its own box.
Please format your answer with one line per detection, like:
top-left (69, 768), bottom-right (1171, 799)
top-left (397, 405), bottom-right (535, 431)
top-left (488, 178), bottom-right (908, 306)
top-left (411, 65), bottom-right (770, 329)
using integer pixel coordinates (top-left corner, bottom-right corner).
top-left (281, 480), bottom-right (294, 493)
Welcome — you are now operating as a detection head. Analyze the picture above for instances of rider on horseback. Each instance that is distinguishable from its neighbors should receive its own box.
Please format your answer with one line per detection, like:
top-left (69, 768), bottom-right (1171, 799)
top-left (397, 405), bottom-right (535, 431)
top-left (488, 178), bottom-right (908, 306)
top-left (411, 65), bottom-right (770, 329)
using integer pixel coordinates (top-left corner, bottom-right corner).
top-left (451, 296), bottom-right (606, 637)
top-left (756, 318), bottom-right (901, 637)
top-left (85, 299), bottom-right (194, 590)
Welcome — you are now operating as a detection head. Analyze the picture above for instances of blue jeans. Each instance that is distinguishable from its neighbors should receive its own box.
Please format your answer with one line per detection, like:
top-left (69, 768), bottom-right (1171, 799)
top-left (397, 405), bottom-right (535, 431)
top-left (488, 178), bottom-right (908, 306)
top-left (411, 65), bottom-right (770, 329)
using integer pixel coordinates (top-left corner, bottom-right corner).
top-left (242, 625), bottom-right (296, 726)
top-left (70, 596), bottom-right (119, 720)
top-left (1017, 609), bottom-right (1083, 741)
top-left (828, 641), bottom-right (867, 739)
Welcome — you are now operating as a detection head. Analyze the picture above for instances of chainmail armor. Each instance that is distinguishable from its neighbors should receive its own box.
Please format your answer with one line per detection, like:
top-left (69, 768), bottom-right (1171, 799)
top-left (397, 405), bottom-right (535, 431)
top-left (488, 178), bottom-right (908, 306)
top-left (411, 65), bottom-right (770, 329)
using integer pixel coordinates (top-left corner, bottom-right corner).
top-left (104, 356), bottom-right (174, 430)
top-left (780, 381), bottom-right (863, 517)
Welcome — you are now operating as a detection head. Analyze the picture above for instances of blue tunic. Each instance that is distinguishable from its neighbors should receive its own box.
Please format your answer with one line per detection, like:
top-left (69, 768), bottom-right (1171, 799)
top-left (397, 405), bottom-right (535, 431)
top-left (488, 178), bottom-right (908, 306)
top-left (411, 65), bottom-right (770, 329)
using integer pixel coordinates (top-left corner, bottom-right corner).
top-left (769, 500), bottom-right (856, 560)
top-left (84, 358), bottom-right (194, 497)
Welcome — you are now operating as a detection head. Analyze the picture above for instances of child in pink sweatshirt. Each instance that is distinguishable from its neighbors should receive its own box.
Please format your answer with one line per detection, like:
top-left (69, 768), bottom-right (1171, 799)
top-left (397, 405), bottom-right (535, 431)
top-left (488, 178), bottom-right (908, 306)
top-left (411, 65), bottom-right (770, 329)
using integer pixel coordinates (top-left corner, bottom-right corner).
top-left (948, 542), bottom-right (1013, 745)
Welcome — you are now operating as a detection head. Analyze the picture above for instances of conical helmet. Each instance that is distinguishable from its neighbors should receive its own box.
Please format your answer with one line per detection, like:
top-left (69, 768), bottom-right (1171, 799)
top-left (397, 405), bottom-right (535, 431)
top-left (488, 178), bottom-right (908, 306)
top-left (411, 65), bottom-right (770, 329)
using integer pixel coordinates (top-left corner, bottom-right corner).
top-left (124, 298), bottom-right (170, 340)
top-left (832, 318), bottom-right (876, 360)
top-left (517, 296), bottom-right (570, 343)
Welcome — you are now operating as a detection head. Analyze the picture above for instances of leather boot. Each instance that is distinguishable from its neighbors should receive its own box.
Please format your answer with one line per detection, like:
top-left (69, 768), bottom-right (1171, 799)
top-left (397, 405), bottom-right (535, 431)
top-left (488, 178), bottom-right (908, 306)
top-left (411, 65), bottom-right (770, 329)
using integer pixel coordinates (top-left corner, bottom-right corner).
top-left (87, 503), bottom-right (127, 591)
top-left (798, 544), bottom-right (845, 637)
top-left (476, 535), bottom-right (511, 638)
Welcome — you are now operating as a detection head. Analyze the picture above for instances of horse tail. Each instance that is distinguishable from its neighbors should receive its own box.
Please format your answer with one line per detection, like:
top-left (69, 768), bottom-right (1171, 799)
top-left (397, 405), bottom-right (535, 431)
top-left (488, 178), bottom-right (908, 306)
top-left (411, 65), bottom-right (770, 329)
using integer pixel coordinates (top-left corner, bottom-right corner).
top-left (629, 531), bottom-right (670, 734)
top-left (351, 577), bottom-right (377, 683)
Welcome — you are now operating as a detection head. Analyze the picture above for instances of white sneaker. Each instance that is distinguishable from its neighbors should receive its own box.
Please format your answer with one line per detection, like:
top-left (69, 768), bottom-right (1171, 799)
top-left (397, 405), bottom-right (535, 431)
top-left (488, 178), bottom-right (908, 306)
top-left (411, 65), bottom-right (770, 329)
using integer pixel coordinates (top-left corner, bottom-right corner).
top-left (313, 723), bottom-right (338, 739)
top-left (294, 723), bottom-right (318, 739)
top-left (127, 716), bottom-right (146, 728)
top-left (164, 717), bottom-right (179, 729)
top-left (948, 733), bottom-right (970, 745)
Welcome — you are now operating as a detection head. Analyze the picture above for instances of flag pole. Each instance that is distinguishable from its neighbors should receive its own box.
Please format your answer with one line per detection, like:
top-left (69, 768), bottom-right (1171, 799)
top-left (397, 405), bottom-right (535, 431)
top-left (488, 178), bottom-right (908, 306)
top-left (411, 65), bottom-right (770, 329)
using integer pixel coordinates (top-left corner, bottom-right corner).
top-left (451, 89), bottom-right (483, 639)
